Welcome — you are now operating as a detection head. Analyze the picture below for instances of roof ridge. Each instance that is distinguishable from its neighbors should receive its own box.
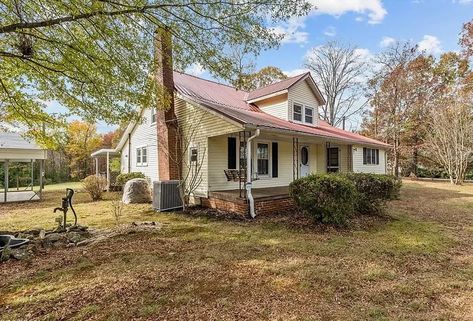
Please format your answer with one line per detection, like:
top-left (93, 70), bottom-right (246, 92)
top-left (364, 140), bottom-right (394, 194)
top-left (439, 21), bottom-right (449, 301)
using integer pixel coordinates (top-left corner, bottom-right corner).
top-left (174, 70), bottom-right (248, 92)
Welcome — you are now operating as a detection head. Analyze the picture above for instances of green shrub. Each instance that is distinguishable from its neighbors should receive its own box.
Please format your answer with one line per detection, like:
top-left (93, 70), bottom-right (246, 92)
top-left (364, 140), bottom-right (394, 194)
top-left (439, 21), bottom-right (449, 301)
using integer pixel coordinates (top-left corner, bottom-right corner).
top-left (344, 173), bottom-right (401, 215)
top-left (289, 173), bottom-right (357, 225)
top-left (115, 172), bottom-right (146, 186)
top-left (82, 175), bottom-right (108, 201)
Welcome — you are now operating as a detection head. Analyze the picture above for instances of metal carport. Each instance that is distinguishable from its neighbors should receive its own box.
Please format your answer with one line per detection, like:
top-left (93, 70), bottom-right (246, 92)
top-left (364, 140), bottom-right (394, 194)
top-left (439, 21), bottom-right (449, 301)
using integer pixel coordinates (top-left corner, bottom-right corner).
top-left (0, 132), bottom-right (47, 203)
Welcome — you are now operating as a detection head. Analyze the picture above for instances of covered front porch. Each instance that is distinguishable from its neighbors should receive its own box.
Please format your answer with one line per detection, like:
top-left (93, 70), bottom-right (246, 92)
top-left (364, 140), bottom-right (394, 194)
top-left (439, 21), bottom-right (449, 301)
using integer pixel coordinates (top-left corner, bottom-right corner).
top-left (201, 129), bottom-right (355, 216)
top-left (207, 129), bottom-right (353, 196)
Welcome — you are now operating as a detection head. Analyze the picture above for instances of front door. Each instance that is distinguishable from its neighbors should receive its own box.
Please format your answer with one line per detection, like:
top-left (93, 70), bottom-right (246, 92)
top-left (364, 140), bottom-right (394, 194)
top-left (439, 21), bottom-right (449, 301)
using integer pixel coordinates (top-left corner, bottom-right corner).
top-left (327, 147), bottom-right (339, 172)
top-left (300, 146), bottom-right (310, 177)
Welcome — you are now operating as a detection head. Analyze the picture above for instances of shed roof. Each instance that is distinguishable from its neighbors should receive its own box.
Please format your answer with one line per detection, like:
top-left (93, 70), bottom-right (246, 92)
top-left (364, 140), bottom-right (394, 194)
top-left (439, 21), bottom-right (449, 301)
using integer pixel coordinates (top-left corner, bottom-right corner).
top-left (0, 132), bottom-right (43, 150)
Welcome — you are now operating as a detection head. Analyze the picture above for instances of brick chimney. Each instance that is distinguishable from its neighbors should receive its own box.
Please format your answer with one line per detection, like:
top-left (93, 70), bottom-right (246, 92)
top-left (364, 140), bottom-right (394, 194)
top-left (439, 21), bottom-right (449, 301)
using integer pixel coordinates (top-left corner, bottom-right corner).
top-left (155, 26), bottom-right (180, 181)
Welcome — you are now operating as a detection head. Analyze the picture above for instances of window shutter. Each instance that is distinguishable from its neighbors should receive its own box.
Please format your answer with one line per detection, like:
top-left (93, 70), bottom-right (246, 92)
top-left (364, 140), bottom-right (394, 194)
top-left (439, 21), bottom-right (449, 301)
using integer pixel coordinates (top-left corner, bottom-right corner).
top-left (376, 149), bottom-right (379, 165)
top-left (363, 148), bottom-right (367, 165)
top-left (227, 137), bottom-right (237, 169)
top-left (272, 142), bottom-right (278, 177)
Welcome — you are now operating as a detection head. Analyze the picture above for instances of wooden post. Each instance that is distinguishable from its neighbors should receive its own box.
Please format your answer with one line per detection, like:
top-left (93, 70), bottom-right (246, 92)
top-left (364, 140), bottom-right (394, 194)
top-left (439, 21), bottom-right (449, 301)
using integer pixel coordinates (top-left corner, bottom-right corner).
top-left (95, 158), bottom-right (99, 176)
top-left (4, 160), bottom-right (9, 203)
top-left (39, 159), bottom-right (44, 199)
top-left (106, 152), bottom-right (110, 191)
top-left (31, 159), bottom-right (34, 191)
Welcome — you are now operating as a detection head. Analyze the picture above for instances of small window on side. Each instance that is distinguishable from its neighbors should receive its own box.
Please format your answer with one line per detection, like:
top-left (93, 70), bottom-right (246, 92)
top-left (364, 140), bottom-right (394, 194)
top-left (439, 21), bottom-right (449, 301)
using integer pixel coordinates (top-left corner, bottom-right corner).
top-left (190, 147), bottom-right (198, 163)
top-left (151, 108), bottom-right (157, 124)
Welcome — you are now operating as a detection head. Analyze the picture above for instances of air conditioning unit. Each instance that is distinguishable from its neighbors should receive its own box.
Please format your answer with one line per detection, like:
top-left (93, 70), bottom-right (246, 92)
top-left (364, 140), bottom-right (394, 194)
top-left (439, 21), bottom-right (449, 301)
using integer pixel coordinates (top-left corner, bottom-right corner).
top-left (153, 180), bottom-right (183, 211)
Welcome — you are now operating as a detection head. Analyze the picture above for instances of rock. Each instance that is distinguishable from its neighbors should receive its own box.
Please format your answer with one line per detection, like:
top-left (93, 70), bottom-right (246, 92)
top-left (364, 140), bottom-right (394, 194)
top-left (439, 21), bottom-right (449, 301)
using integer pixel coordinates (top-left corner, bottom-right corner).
top-left (122, 178), bottom-right (152, 204)
top-left (0, 247), bottom-right (12, 262)
top-left (39, 229), bottom-right (46, 239)
top-left (44, 233), bottom-right (62, 243)
top-left (67, 232), bottom-right (84, 244)
top-left (11, 248), bottom-right (30, 260)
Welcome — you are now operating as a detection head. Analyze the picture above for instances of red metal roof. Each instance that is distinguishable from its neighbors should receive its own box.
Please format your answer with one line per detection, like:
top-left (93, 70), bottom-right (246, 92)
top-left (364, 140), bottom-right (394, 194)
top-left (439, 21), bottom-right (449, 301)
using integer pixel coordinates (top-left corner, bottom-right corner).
top-left (173, 71), bottom-right (389, 148)
top-left (246, 72), bottom-right (309, 101)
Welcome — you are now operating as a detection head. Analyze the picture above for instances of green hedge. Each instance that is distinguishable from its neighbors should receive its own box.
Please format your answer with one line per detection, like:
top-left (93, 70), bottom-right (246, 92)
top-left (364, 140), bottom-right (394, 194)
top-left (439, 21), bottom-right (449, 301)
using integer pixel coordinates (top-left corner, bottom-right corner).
top-left (289, 173), bottom-right (401, 225)
top-left (289, 174), bottom-right (357, 225)
top-left (115, 172), bottom-right (146, 186)
top-left (344, 173), bottom-right (401, 215)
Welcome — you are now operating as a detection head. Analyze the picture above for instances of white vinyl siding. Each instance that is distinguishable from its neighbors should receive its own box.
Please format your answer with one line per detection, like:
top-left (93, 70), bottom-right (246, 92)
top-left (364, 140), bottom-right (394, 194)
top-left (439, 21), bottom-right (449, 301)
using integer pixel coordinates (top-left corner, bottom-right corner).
top-left (288, 79), bottom-right (320, 124)
top-left (175, 96), bottom-right (243, 197)
top-left (120, 108), bottom-right (158, 183)
top-left (254, 94), bottom-right (288, 120)
top-left (352, 145), bottom-right (386, 174)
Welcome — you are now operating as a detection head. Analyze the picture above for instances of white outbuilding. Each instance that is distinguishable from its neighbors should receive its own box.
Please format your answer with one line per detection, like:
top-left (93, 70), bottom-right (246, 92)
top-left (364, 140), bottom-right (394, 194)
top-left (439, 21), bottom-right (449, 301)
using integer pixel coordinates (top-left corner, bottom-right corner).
top-left (0, 132), bottom-right (47, 203)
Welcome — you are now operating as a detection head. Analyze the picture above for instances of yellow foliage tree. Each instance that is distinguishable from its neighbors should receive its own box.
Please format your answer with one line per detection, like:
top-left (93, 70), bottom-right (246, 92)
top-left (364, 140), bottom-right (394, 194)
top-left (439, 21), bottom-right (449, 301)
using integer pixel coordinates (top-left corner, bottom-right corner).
top-left (65, 121), bottom-right (102, 179)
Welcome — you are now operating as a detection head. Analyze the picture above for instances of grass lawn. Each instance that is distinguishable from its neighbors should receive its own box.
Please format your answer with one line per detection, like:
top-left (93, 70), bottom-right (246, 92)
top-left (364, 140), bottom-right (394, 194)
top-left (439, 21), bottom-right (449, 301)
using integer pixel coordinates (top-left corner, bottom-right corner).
top-left (0, 180), bottom-right (472, 320)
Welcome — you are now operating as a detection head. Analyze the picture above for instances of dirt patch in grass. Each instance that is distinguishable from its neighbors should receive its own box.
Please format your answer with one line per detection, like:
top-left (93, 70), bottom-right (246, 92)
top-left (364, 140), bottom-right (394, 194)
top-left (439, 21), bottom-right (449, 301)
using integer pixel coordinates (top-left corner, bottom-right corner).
top-left (1, 181), bottom-right (473, 320)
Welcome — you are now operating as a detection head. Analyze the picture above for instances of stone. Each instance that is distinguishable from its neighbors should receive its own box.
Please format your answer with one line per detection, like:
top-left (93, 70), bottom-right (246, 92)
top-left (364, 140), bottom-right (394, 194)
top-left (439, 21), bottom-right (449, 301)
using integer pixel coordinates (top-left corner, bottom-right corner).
top-left (39, 229), bottom-right (46, 239)
top-left (11, 248), bottom-right (30, 260)
top-left (122, 178), bottom-right (152, 204)
top-left (44, 232), bottom-right (62, 243)
top-left (67, 232), bottom-right (84, 244)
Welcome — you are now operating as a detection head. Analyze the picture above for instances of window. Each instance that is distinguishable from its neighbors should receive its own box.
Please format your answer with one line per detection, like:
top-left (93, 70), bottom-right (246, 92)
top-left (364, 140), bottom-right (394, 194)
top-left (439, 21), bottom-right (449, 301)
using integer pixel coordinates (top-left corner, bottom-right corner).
top-left (151, 108), bottom-right (157, 124)
top-left (363, 148), bottom-right (380, 165)
top-left (327, 147), bottom-right (339, 172)
top-left (136, 147), bottom-right (148, 166)
top-left (257, 143), bottom-right (269, 176)
top-left (293, 103), bottom-right (303, 122)
top-left (293, 102), bottom-right (315, 124)
top-left (305, 107), bottom-right (314, 124)
top-left (190, 147), bottom-right (198, 163)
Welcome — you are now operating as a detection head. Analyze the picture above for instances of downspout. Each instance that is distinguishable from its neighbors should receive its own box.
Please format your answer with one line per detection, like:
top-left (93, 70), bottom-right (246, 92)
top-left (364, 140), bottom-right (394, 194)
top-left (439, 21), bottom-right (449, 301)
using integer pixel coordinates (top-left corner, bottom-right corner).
top-left (246, 128), bottom-right (260, 218)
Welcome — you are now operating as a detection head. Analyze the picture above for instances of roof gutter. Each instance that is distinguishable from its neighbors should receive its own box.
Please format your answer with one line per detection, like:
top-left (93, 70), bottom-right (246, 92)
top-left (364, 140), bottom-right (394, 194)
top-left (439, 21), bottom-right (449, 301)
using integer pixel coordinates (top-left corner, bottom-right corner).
top-left (243, 124), bottom-right (391, 149)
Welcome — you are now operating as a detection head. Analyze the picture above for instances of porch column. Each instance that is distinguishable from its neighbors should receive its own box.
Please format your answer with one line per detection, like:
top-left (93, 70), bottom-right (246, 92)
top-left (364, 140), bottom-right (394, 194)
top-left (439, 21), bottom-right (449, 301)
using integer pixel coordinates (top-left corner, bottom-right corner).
top-left (39, 159), bottom-right (44, 199)
top-left (95, 158), bottom-right (99, 176)
top-left (4, 160), bottom-right (8, 203)
top-left (106, 152), bottom-right (110, 191)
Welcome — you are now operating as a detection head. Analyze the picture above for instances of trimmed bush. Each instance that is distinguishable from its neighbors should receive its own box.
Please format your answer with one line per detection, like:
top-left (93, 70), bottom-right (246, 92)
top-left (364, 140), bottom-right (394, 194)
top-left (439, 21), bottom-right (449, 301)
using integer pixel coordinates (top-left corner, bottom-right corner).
top-left (289, 174), bottom-right (357, 225)
top-left (116, 172), bottom-right (146, 186)
top-left (344, 173), bottom-right (402, 215)
top-left (82, 175), bottom-right (108, 201)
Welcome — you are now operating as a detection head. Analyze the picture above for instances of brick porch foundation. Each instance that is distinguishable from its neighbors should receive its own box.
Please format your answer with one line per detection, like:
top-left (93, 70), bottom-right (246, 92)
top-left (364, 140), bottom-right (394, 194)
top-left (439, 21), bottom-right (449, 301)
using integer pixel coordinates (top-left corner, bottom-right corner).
top-left (201, 195), bottom-right (295, 217)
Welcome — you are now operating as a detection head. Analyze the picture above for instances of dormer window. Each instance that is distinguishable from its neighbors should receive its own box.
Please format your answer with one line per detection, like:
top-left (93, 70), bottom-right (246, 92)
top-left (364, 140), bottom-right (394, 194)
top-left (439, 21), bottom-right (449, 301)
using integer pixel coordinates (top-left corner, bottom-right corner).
top-left (293, 102), bottom-right (314, 125)
top-left (305, 107), bottom-right (314, 123)
top-left (293, 103), bottom-right (303, 122)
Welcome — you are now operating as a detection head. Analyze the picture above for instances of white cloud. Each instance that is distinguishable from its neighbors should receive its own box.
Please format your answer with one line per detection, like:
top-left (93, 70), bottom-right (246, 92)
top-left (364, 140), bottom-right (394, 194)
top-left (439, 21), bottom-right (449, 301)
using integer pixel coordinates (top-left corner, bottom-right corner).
top-left (353, 48), bottom-right (373, 62)
top-left (355, 16), bottom-right (364, 22)
top-left (418, 35), bottom-right (442, 55)
top-left (379, 36), bottom-right (396, 48)
top-left (324, 26), bottom-right (337, 37)
top-left (311, 0), bottom-right (387, 24)
top-left (283, 68), bottom-right (310, 77)
top-left (270, 18), bottom-right (309, 44)
top-left (185, 63), bottom-right (205, 76)
top-left (453, 0), bottom-right (473, 4)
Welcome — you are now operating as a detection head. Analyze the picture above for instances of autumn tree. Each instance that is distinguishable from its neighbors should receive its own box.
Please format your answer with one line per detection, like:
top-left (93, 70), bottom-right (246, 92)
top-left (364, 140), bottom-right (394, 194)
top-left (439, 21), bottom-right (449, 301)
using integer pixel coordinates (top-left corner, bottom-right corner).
top-left (362, 42), bottom-right (421, 177)
top-left (305, 41), bottom-right (368, 127)
top-left (424, 52), bottom-right (473, 184)
top-left (460, 19), bottom-right (473, 58)
top-left (236, 66), bottom-right (288, 91)
top-left (65, 121), bottom-right (102, 179)
top-left (0, 0), bottom-right (311, 145)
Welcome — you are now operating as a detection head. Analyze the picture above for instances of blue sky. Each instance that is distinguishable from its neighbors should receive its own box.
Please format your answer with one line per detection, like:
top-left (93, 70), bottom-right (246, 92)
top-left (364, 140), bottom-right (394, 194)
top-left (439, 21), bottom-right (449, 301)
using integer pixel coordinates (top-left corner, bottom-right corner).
top-left (50, 0), bottom-right (473, 133)
top-left (257, 0), bottom-right (472, 75)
